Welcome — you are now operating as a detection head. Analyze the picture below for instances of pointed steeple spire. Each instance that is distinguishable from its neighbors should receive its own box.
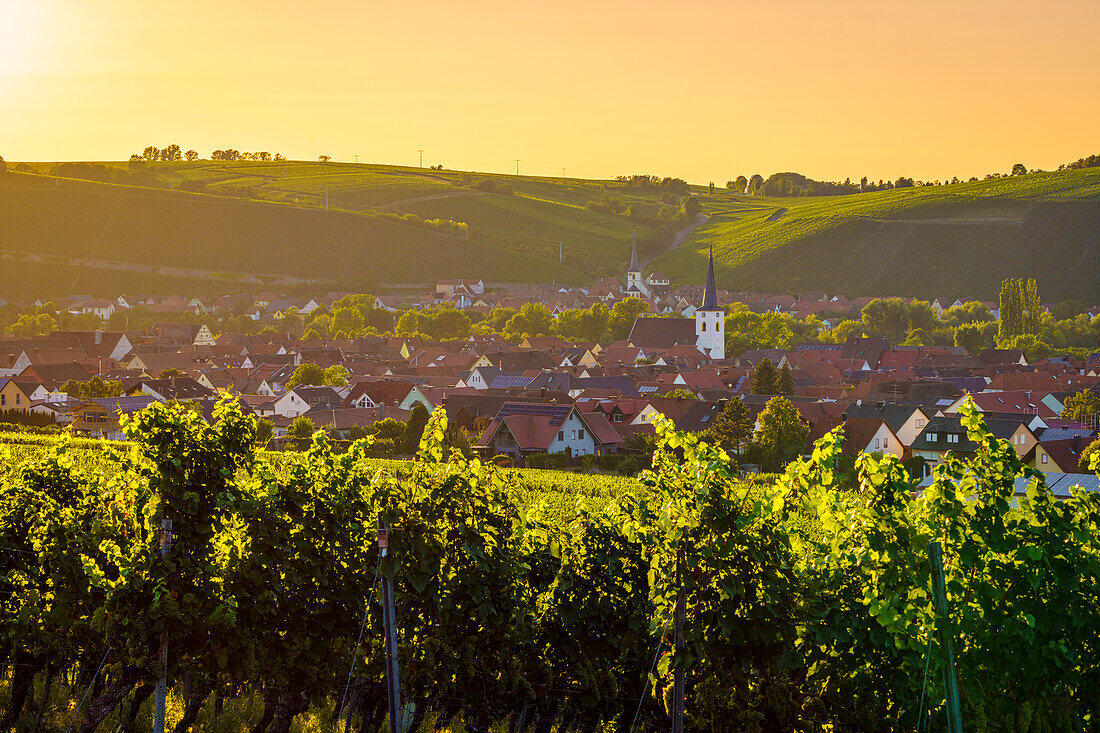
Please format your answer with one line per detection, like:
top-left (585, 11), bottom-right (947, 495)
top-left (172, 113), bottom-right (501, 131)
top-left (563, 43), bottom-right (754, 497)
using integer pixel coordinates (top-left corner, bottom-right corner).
top-left (628, 231), bottom-right (640, 273)
top-left (700, 245), bottom-right (719, 310)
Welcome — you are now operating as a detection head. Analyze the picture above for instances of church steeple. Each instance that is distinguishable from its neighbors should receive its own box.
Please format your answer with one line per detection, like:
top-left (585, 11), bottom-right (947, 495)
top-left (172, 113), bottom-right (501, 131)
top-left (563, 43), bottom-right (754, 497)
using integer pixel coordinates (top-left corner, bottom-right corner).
top-left (694, 244), bottom-right (725, 359)
top-left (628, 231), bottom-right (640, 273)
top-left (699, 245), bottom-right (719, 311)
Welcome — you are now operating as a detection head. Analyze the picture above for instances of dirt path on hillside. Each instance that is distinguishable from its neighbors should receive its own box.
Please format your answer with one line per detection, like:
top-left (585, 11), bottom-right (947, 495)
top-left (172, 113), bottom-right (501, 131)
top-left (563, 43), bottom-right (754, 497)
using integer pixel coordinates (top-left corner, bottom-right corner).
top-left (642, 212), bottom-right (708, 267)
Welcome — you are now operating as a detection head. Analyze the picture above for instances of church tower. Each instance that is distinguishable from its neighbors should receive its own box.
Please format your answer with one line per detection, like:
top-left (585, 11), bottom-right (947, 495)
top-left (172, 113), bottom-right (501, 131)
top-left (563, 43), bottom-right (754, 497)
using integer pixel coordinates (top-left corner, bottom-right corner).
top-left (695, 246), bottom-right (725, 359)
top-left (625, 233), bottom-right (647, 297)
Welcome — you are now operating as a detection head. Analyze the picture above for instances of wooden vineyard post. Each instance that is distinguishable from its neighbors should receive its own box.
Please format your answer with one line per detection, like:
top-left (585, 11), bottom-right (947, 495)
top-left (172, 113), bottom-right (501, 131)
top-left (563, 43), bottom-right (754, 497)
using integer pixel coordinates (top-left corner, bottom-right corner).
top-left (379, 520), bottom-right (402, 733)
top-left (153, 518), bottom-right (173, 733)
top-left (672, 547), bottom-right (685, 733)
top-left (929, 541), bottom-right (964, 733)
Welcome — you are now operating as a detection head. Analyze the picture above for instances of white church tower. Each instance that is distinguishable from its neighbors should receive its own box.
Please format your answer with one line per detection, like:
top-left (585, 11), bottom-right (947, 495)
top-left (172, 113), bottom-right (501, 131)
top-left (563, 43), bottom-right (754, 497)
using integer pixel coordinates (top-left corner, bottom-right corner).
top-left (624, 233), bottom-right (648, 297)
top-left (695, 246), bottom-right (725, 359)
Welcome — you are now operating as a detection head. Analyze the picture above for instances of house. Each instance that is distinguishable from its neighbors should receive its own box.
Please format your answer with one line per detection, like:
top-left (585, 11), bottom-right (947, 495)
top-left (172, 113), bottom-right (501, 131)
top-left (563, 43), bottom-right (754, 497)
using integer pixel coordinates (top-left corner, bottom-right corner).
top-left (843, 401), bottom-right (933, 449)
top-left (344, 380), bottom-right (415, 409)
top-left (0, 378), bottom-right (34, 412)
top-left (126, 377), bottom-right (215, 403)
top-left (838, 418), bottom-right (905, 459)
top-left (1025, 435), bottom-right (1089, 474)
top-left (476, 401), bottom-right (623, 461)
top-left (910, 416), bottom-right (1037, 476)
top-left (71, 396), bottom-right (162, 440)
top-left (271, 385), bottom-right (345, 419)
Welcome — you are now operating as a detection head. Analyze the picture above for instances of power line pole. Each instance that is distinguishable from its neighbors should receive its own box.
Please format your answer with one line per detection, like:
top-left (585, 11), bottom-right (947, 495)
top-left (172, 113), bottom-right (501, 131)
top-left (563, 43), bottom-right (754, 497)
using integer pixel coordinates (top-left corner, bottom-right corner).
top-left (515, 159), bottom-right (520, 176)
top-left (153, 518), bottom-right (173, 733)
top-left (562, 168), bottom-right (566, 179)
top-left (354, 154), bottom-right (359, 165)
top-left (418, 149), bottom-right (424, 168)
top-left (379, 521), bottom-right (402, 733)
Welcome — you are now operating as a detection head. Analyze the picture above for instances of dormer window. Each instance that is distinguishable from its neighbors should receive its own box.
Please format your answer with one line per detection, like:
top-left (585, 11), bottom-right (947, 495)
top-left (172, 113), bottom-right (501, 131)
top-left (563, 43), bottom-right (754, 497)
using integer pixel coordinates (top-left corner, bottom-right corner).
top-left (927, 432), bottom-right (937, 441)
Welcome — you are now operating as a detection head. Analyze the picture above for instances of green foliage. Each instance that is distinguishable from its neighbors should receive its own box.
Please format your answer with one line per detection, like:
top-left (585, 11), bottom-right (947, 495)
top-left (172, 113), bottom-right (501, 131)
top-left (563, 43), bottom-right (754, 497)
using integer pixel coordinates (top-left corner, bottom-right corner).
top-left (3, 398), bottom-right (1100, 731)
top-left (998, 276), bottom-right (1043, 341)
top-left (750, 358), bottom-right (779, 394)
top-left (60, 376), bottom-right (124, 399)
top-left (708, 396), bottom-right (753, 456)
top-left (1061, 389), bottom-right (1100, 425)
top-left (777, 362), bottom-right (796, 395)
top-left (749, 395), bottom-right (809, 471)
top-left (1079, 437), bottom-right (1100, 473)
top-left (503, 302), bottom-right (553, 341)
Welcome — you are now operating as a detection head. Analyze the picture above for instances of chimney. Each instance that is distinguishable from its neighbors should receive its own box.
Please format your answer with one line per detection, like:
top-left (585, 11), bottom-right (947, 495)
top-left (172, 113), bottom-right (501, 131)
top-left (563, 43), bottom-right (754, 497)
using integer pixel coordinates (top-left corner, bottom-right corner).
top-left (1074, 434), bottom-right (1081, 452)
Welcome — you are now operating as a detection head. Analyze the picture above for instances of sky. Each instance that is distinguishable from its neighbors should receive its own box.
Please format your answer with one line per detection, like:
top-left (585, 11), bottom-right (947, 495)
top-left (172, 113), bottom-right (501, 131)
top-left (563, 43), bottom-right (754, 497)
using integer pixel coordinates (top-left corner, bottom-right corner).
top-left (1, 0), bottom-right (1098, 184)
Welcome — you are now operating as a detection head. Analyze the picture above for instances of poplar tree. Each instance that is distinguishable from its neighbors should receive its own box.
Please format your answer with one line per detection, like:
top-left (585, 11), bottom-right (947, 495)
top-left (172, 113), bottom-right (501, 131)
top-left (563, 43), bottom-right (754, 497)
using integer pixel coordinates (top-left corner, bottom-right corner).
top-left (777, 363), bottom-right (796, 395)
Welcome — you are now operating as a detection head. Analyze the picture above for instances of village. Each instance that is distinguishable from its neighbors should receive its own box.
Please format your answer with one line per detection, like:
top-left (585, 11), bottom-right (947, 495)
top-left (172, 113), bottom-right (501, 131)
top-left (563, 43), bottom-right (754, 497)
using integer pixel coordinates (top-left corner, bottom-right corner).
top-left (2, 245), bottom-right (1099, 486)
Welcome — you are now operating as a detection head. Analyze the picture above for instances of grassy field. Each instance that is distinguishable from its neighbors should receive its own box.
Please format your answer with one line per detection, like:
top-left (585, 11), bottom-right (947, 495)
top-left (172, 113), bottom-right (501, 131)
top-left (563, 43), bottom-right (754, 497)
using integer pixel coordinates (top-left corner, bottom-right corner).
top-left (2, 160), bottom-right (1098, 299)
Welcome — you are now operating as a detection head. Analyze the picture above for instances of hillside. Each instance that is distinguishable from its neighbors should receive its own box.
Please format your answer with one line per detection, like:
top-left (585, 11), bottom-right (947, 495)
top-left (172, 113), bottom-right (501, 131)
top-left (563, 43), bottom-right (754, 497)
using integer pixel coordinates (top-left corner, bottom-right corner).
top-left (662, 168), bottom-right (1100, 300)
top-left (1, 161), bottom-right (1098, 300)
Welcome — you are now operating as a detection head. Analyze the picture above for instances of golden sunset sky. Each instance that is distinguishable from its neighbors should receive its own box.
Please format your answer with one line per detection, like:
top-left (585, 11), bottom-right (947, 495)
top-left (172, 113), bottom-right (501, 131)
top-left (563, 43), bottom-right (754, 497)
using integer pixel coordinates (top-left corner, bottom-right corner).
top-left (1, 0), bottom-right (1097, 183)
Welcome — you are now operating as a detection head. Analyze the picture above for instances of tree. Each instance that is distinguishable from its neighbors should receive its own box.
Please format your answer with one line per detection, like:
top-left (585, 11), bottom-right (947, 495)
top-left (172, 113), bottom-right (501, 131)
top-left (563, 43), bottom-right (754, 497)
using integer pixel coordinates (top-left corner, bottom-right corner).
top-left (998, 277), bottom-right (1042, 341)
top-left (330, 306), bottom-right (365, 335)
top-left (734, 175), bottom-right (748, 193)
top-left (8, 313), bottom-right (57, 337)
top-left (1079, 437), bottom-right (1100, 472)
top-left (286, 363), bottom-right (326, 388)
top-left (323, 365), bottom-right (349, 387)
top-left (254, 417), bottom-right (274, 448)
top-left (318, 155), bottom-right (331, 163)
top-left (750, 395), bottom-right (808, 471)
top-left (1011, 163), bottom-right (1028, 176)
top-left (161, 144), bottom-right (182, 161)
top-left (257, 151), bottom-right (272, 161)
top-left (184, 149), bottom-right (199, 162)
top-left (142, 145), bottom-right (159, 162)
top-left (286, 415), bottom-right (316, 450)
top-left (777, 363), bottom-right (796, 395)
top-left (0, 155), bottom-right (6, 174)
top-left (274, 153), bottom-right (287, 161)
top-left (1061, 390), bottom-right (1100, 426)
top-left (59, 376), bottom-right (123, 399)
top-left (955, 322), bottom-right (991, 355)
top-left (747, 173), bottom-right (765, 195)
top-left (605, 298), bottom-right (650, 342)
top-left (659, 388), bottom-right (696, 399)
top-left (503, 303), bottom-right (554, 341)
top-left (159, 368), bottom-right (184, 379)
top-left (709, 396), bottom-right (753, 455)
top-left (751, 358), bottom-right (778, 395)
top-left (861, 297), bottom-right (911, 344)
top-left (402, 402), bottom-right (431, 454)
top-left (554, 303), bottom-right (609, 342)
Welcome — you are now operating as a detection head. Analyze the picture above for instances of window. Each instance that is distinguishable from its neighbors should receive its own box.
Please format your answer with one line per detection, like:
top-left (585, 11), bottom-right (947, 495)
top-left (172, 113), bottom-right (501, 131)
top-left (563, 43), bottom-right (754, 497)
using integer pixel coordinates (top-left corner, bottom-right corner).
top-left (1041, 454), bottom-right (1048, 464)
top-left (0, 394), bottom-right (4, 406)
top-left (15, 394), bottom-right (20, 405)
top-left (578, 429), bottom-right (585, 440)
top-left (612, 414), bottom-right (622, 423)
top-left (927, 432), bottom-right (937, 441)
top-left (874, 438), bottom-right (880, 449)
top-left (947, 434), bottom-right (959, 444)
top-left (558, 431), bottom-right (564, 441)
top-left (701, 322), bottom-right (706, 332)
